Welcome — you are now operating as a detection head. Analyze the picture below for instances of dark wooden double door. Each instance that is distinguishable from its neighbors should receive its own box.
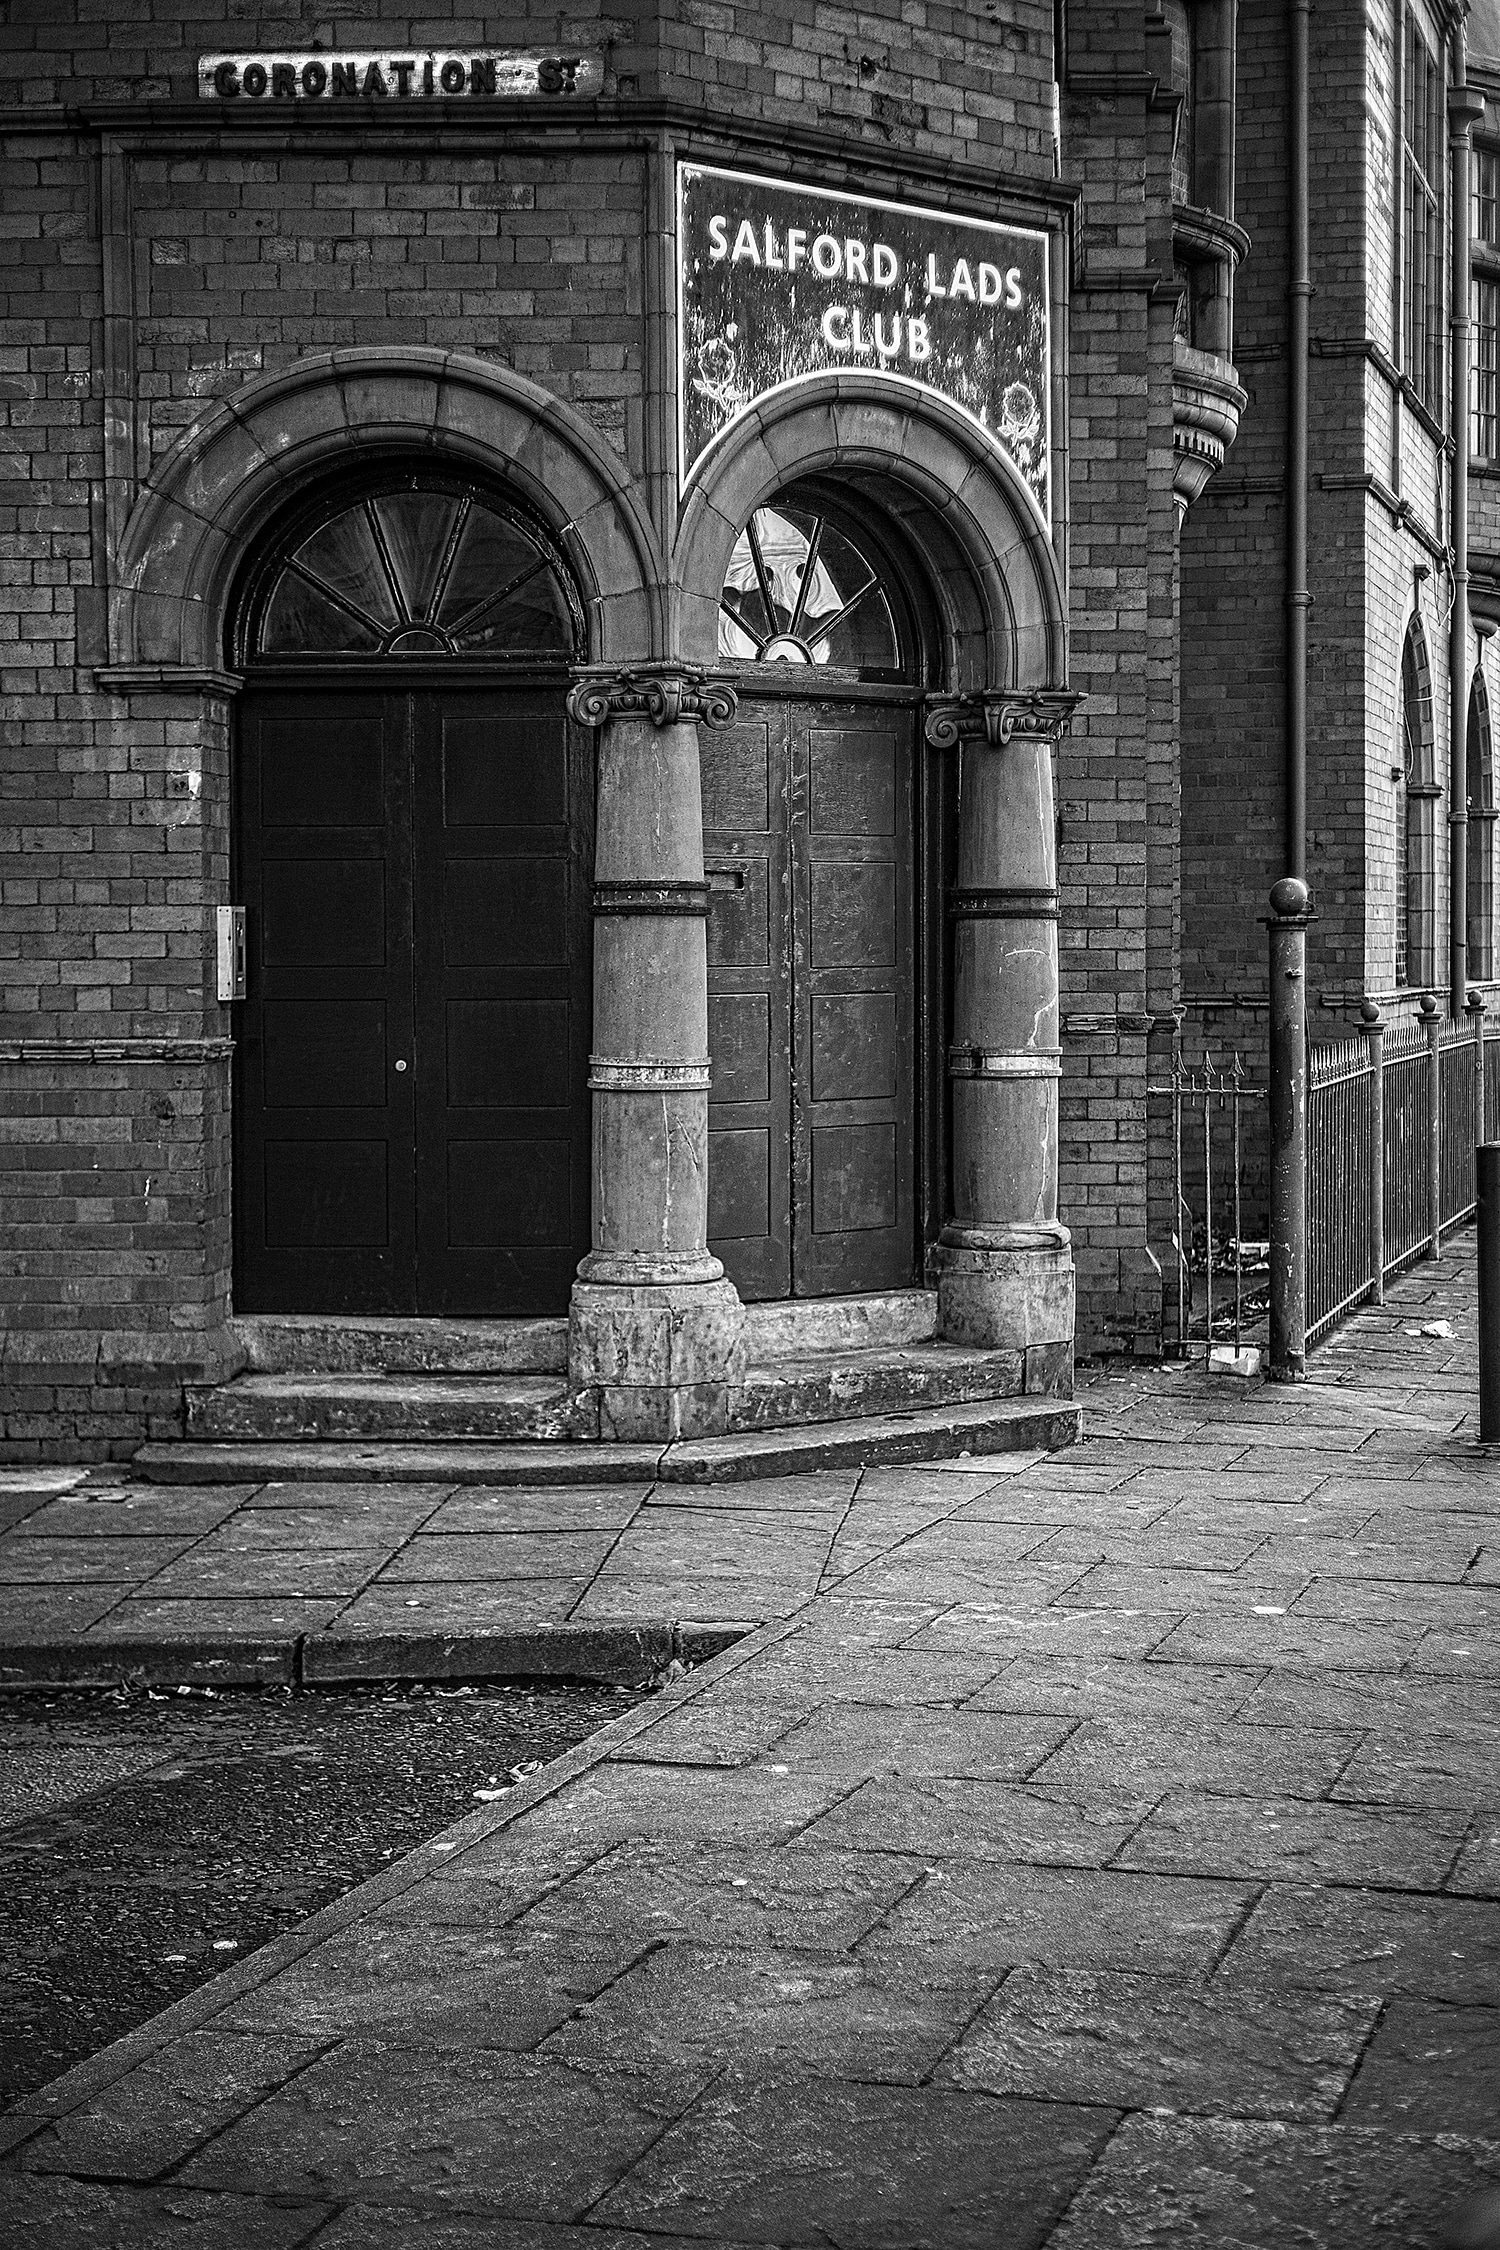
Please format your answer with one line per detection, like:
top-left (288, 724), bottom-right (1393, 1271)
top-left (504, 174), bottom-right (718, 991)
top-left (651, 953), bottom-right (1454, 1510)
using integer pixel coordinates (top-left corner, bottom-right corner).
top-left (705, 699), bottom-right (919, 1300)
top-left (234, 682), bottom-right (591, 1314)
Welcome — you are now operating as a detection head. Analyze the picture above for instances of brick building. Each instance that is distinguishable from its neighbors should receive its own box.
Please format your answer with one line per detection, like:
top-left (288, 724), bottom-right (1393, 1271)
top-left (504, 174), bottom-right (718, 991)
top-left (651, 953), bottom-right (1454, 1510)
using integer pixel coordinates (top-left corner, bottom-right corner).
top-left (5, 0), bottom-right (1462, 1463)
top-left (1182, 0), bottom-right (1499, 1082)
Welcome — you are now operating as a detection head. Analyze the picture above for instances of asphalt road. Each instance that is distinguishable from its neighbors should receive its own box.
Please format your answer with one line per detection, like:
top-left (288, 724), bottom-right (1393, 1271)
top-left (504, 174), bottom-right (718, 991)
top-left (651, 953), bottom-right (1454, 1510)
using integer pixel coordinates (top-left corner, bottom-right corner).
top-left (0, 1677), bottom-right (639, 2105)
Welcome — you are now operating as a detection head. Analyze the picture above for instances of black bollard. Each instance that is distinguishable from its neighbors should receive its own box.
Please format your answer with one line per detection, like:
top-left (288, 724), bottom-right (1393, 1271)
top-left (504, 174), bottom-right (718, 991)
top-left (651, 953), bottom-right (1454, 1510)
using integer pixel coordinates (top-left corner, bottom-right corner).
top-left (1267, 878), bottom-right (1311, 1382)
top-left (1480, 1144), bottom-right (1500, 1445)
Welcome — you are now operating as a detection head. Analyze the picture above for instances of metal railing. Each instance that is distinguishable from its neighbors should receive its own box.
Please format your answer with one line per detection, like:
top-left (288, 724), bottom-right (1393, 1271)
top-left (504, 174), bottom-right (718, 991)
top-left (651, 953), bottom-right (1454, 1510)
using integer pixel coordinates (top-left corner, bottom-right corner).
top-left (1306, 995), bottom-right (1498, 1346)
top-left (1150, 1055), bottom-right (1267, 1360)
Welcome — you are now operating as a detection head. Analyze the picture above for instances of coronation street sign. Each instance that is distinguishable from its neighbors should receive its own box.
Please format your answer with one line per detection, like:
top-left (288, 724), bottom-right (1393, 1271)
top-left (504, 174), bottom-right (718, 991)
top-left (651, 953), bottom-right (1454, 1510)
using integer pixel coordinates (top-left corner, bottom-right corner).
top-left (678, 163), bottom-right (1052, 522)
top-left (199, 50), bottom-right (603, 101)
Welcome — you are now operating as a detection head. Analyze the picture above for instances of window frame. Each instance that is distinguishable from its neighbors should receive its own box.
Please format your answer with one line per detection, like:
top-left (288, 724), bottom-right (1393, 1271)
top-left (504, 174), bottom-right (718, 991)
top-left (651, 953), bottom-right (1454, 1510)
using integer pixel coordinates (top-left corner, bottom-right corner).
top-left (1398, 615), bottom-right (1440, 990)
top-left (1400, 11), bottom-right (1447, 420)
top-left (232, 465), bottom-right (585, 672)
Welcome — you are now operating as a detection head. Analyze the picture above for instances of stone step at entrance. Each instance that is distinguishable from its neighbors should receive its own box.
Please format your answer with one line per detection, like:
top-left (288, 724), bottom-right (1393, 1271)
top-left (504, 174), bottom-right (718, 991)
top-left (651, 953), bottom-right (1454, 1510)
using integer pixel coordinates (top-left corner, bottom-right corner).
top-left (186, 1332), bottom-right (1035, 1447)
top-left (743, 1289), bottom-right (938, 1358)
top-left (229, 1291), bottom-right (938, 1380)
top-left (136, 1393), bottom-right (1081, 1488)
top-left (231, 1314), bottom-right (568, 1376)
top-left (188, 1372), bottom-right (588, 1445)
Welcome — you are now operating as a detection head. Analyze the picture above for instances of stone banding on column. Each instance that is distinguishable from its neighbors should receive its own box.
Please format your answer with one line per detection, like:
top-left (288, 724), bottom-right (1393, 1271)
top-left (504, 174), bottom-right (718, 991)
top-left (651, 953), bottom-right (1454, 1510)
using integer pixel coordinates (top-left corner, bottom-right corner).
top-left (949, 887), bottom-right (1060, 919)
top-left (949, 1047), bottom-right (1064, 1078)
top-left (587, 1056), bottom-right (713, 1091)
top-left (592, 881), bottom-right (711, 917)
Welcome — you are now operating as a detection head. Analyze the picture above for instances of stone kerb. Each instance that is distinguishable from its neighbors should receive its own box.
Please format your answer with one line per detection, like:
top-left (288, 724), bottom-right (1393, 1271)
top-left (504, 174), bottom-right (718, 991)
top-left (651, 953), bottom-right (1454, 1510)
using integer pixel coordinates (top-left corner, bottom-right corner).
top-left (670, 372), bottom-right (1067, 693)
top-left (109, 348), bottom-right (668, 676)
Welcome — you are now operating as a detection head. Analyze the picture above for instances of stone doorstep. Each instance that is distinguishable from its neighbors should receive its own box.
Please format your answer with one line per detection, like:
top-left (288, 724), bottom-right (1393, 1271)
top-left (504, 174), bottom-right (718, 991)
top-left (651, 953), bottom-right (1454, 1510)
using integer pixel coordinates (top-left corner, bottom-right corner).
top-left (743, 1289), bottom-right (939, 1357)
top-left (185, 1337), bottom-right (1054, 1447)
top-left (132, 1395), bottom-right (1081, 1488)
top-left (230, 1295), bottom-right (939, 1379)
top-left (185, 1372), bottom-right (592, 1446)
top-left (0, 1620), bottom-right (748, 1693)
top-left (231, 1313), bottom-right (569, 1377)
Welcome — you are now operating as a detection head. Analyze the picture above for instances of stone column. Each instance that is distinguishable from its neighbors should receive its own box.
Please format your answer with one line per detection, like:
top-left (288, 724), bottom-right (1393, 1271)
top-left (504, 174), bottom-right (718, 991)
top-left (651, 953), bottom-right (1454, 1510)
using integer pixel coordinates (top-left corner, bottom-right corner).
top-left (564, 666), bottom-right (747, 1441)
top-left (926, 688), bottom-right (1080, 1392)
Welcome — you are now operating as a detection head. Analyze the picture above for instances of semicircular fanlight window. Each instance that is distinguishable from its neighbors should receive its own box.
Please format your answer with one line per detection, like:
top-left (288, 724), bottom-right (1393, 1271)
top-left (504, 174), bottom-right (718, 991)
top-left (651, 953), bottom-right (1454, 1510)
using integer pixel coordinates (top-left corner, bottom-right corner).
top-left (718, 505), bottom-right (900, 673)
top-left (256, 481), bottom-right (577, 660)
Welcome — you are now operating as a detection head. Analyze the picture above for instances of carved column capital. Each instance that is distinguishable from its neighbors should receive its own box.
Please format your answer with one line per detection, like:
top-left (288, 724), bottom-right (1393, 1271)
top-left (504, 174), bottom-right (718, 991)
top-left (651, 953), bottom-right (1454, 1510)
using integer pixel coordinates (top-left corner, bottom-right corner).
top-left (566, 665), bottom-right (739, 730)
top-left (923, 687), bottom-right (1084, 750)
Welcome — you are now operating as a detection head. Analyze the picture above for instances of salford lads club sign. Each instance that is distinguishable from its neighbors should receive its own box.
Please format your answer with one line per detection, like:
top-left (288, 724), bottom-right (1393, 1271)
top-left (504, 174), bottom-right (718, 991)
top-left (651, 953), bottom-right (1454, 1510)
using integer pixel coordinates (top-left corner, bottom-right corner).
top-left (678, 165), bottom-right (1052, 522)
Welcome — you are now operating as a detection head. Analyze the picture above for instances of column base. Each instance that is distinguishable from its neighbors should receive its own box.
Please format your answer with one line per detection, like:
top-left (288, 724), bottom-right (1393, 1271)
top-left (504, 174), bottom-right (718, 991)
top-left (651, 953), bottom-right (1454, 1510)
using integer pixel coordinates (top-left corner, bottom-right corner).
top-left (568, 1276), bottom-right (748, 1443)
top-left (934, 1230), bottom-right (1075, 1395)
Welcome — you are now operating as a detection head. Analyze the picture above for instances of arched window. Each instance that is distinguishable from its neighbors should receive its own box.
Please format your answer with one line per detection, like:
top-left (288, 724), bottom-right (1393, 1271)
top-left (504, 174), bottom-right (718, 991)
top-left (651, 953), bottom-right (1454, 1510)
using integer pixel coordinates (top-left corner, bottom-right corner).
top-left (717, 502), bottom-right (906, 677)
top-left (242, 473), bottom-right (580, 663)
top-left (1470, 664), bottom-right (1497, 981)
top-left (1398, 618), bottom-right (1438, 988)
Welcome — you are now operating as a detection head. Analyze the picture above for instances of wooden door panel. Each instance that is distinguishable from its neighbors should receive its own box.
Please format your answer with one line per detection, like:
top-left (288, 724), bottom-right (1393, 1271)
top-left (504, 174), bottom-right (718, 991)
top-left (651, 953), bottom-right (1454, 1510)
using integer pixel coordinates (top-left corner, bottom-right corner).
top-left (792, 707), bottom-right (916, 1296)
top-left (444, 997), bottom-right (573, 1110)
top-left (809, 729), bottom-right (897, 836)
top-left (260, 998), bottom-right (389, 1110)
top-left (446, 1136), bottom-right (574, 1253)
top-left (707, 1124), bottom-right (774, 1245)
top-left (262, 1141), bottom-right (390, 1250)
top-left (812, 1122), bottom-right (900, 1235)
top-left (260, 860), bottom-right (386, 966)
top-left (443, 858), bottom-right (569, 966)
top-left (413, 692), bottom-right (590, 1313)
top-left (704, 716), bottom-right (791, 1301)
top-left (234, 695), bottom-right (415, 1312)
top-left (709, 991), bottom-right (772, 1103)
top-left (808, 862), bottom-right (897, 966)
top-left (810, 992), bottom-right (897, 1101)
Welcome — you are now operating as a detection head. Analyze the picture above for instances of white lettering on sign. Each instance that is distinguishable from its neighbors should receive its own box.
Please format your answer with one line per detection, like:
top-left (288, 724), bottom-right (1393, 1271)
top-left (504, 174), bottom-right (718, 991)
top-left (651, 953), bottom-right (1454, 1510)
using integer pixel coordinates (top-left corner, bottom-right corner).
top-left (198, 50), bottom-right (604, 101)
top-left (819, 306), bottom-right (932, 364)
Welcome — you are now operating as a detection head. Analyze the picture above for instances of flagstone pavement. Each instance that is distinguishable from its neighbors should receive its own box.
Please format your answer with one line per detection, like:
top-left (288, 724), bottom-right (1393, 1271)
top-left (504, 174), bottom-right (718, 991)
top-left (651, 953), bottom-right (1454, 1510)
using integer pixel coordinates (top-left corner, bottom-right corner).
top-left (2, 1233), bottom-right (1499, 2248)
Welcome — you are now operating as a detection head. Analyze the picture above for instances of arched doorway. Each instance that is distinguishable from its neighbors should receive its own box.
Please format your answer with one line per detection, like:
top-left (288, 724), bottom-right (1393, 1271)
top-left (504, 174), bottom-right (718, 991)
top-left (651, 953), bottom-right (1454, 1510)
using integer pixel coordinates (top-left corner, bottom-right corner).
top-left (703, 483), bottom-right (944, 1300)
top-left (230, 467), bottom-right (593, 1316)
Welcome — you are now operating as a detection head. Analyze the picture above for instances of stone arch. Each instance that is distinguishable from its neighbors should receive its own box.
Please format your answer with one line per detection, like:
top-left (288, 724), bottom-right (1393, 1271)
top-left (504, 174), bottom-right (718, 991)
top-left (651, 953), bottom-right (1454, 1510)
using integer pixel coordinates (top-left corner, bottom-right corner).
top-left (671, 373), bottom-right (1067, 692)
top-left (111, 348), bottom-right (667, 672)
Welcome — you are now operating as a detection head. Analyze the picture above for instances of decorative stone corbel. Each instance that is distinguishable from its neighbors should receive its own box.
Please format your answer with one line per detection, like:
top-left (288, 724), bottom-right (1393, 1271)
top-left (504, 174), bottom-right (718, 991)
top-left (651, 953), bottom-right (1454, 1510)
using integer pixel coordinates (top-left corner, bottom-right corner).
top-left (923, 687), bottom-right (1084, 750)
top-left (566, 665), bottom-right (739, 730)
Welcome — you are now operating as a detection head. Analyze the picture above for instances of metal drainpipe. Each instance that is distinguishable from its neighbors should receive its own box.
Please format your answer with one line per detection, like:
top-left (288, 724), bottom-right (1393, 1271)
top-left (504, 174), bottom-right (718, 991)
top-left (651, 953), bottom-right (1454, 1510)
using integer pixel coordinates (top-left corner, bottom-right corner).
top-left (1450, 46), bottom-right (1486, 1018)
top-left (1287, 0), bottom-right (1311, 883)
top-left (1269, 0), bottom-right (1313, 1384)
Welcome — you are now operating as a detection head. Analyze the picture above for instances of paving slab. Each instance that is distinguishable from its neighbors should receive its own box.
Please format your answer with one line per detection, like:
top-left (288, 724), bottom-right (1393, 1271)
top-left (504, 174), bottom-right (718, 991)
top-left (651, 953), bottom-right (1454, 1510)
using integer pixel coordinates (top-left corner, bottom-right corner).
top-left (514, 1839), bottom-right (927, 1953)
top-left (0, 2180), bottom-right (327, 2250)
top-left (590, 2071), bottom-right (1114, 2249)
top-left (1118, 1789), bottom-right (1468, 1887)
top-left (13, 2030), bottom-right (330, 2182)
top-left (1028, 1713), bottom-right (1359, 1799)
top-left (1044, 2114), bottom-right (1500, 2249)
top-left (543, 1938), bottom-right (991, 2092)
top-left (176, 2041), bottom-right (694, 2218)
top-left (1338, 1997), bottom-right (1500, 2134)
top-left (939, 1965), bottom-right (1377, 2119)
top-left (1214, 1879), bottom-right (1500, 2001)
